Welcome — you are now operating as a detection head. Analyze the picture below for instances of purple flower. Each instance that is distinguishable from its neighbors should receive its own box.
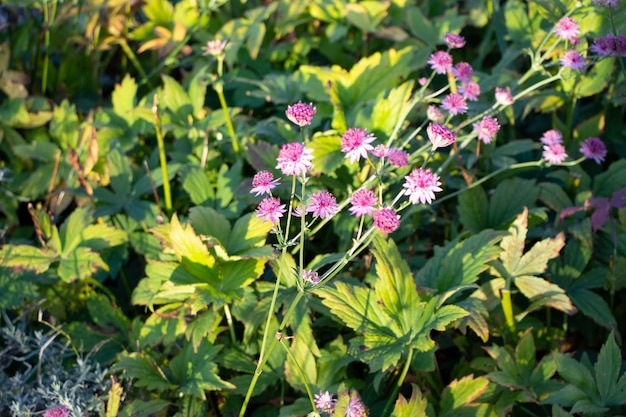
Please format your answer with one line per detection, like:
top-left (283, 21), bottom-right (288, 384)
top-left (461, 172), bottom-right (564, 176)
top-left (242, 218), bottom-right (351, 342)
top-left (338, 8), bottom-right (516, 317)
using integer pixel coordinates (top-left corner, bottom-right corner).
top-left (427, 123), bottom-right (456, 149)
top-left (452, 62), bottom-right (474, 82)
top-left (256, 197), bottom-right (286, 224)
top-left (276, 142), bottom-right (314, 176)
top-left (341, 128), bottom-right (376, 163)
top-left (580, 137), bottom-right (607, 164)
top-left (473, 116), bottom-right (500, 144)
top-left (543, 143), bottom-right (568, 164)
top-left (459, 80), bottom-right (481, 101)
top-left (43, 407), bottom-right (70, 417)
top-left (307, 190), bottom-right (338, 219)
top-left (302, 270), bottom-right (320, 285)
top-left (387, 148), bottom-right (409, 167)
top-left (371, 144), bottom-right (389, 158)
top-left (590, 34), bottom-right (626, 56)
top-left (540, 129), bottom-right (563, 146)
top-left (373, 208), bottom-right (400, 233)
top-left (444, 33), bottom-right (466, 49)
top-left (427, 51), bottom-right (453, 74)
top-left (285, 101), bottom-right (316, 126)
top-left (349, 188), bottom-right (378, 217)
top-left (251, 171), bottom-right (280, 196)
top-left (592, 0), bottom-right (618, 7)
top-left (554, 17), bottom-right (579, 42)
top-left (345, 393), bottom-right (367, 417)
top-left (495, 87), bottom-right (514, 106)
top-left (426, 105), bottom-right (444, 122)
top-left (315, 390), bottom-right (336, 414)
top-left (403, 168), bottom-right (443, 205)
top-left (441, 93), bottom-right (468, 115)
top-left (560, 50), bottom-right (586, 70)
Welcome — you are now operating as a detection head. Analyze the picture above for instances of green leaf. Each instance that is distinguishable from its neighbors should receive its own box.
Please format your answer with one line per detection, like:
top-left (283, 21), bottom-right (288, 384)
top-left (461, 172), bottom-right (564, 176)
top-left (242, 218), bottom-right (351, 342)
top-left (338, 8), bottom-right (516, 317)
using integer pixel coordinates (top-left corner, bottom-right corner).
top-left (458, 186), bottom-right (489, 233)
top-left (58, 247), bottom-right (108, 282)
top-left (219, 259), bottom-right (265, 291)
top-left (118, 400), bottom-right (170, 417)
top-left (489, 178), bottom-right (539, 228)
top-left (0, 244), bottom-right (52, 274)
top-left (189, 206), bottom-right (231, 248)
top-left (81, 224), bottom-right (128, 250)
top-left (593, 159), bottom-right (626, 197)
top-left (577, 58), bottom-right (613, 98)
top-left (515, 276), bottom-right (576, 315)
top-left (392, 385), bottom-right (429, 417)
top-left (59, 206), bottom-right (93, 255)
top-left (516, 231), bottom-right (565, 278)
top-left (308, 133), bottom-right (344, 175)
top-left (568, 288), bottom-right (617, 330)
top-left (182, 167), bottom-right (215, 206)
top-left (227, 212), bottom-right (273, 255)
top-left (168, 214), bottom-right (219, 284)
top-left (439, 375), bottom-right (490, 417)
top-left (112, 74), bottom-right (138, 121)
top-left (113, 352), bottom-right (171, 390)
top-left (595, 331), bottom-right (623, 404)
top-left (0, 267), bottom-right (38, 308)
top-left (169, 341), bottom-right (234, 398)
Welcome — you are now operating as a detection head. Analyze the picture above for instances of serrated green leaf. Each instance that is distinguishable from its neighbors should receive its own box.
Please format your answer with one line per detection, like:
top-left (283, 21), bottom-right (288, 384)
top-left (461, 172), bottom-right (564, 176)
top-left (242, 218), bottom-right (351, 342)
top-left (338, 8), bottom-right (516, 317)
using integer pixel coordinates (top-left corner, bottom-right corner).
top-left (489, 178), bottom-right (539, 228)
top-left (439, 375), bottom-right (490, 417)
top-left (568, 288), bottom-right (617, 330)
top-left (113, 352), bottom-right (171, 390)
top-left (554, 353), bottom-right (596, 394)
top-left (189, 206), bottom-right (231, 248)
top-left (140, 305), bottom-right (187, 346)
top-left (182, 167), bottom-right (215, 206)
top-left (595, 331), bottom-right (621, 403)
top-left (515, 330), bottom-right (536, 382)
top-left (515, 276), bottom-right (576, 315)
top-left (58, 247), bottom-right (108, 282)
top-left (458, 185), bottom-right (489, 233)
top-left (516, 232), bottom-right (565, 277)
top-left (81, 224), bottom-right (128, 250)
top-left (118, 400), bottom-right (170, 417)
top-left (169, 214), bottom-right (219, 284)
top-left (60, 206), bottom-right (93, 255)
top-left (227, 212), bottom-right (273, 255)
top-left (112, 74), bottom-right (138, 121)
top-left (392, 384), bottom-right (429, 417)
top-left (0, 244), bottom-right (52, 274)
top-left (108, 145), bottom-right (133, 197)
top-left (594, 159), bottom-right (626, 197)
top-left (309, 133), bottom-right (344, 175)
top-left (220, 259), bottom-right (265, 291)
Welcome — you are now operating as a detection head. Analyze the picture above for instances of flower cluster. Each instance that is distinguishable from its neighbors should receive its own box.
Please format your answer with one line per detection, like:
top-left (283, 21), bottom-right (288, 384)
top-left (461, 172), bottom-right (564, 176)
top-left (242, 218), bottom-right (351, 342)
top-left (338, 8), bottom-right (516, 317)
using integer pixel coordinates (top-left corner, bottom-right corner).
top-left (539, 129), bottom-right (568, 164)
top-left (560, 50), bottom-right (586, 70)
top-left (591, 34), bottom-right (626, 56)
top-left (553, 17), bottom-right (579, 42)
top-left (580, 137), bottom-right (607, 164)
top-left (341, 128), bottom-right (376, 163)
top-left (473, 116), bottom-right (500, 144)
top-left (286, 101), bottom-right (316, 126)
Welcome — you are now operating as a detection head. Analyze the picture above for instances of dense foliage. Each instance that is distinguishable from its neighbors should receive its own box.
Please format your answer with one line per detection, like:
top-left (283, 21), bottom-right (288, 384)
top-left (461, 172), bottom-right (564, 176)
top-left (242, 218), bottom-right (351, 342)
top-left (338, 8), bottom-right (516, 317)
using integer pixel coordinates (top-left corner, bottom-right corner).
top-left (1, 0), bottom-right (625, 416)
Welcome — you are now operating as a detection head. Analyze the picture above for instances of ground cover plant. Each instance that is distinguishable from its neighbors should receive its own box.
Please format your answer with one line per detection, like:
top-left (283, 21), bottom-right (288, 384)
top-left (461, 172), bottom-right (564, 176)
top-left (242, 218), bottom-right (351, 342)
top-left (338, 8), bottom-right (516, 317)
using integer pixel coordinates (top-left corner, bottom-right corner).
top-left (1, 0), bottom-right (626, 416)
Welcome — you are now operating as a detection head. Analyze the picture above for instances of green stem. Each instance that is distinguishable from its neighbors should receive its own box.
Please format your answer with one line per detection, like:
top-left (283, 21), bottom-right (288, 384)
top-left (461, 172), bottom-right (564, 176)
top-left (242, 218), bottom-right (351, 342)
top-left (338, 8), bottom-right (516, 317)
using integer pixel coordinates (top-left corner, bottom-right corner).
top-left (41, 0), bottom-right (57, 94)
top-left (501, 287), bottom-right (516, 334)
top-left (152, 97), bottom-right (172, 214)
top-left (223, 304), bottom-right (236, 345)
top-left (214, 81), bottom-right (240, 155)
top-left (278, 338), bottom-right (318, 413)
top-left (118, 39), bottom-right (152, 88)
top-left (382, 348), bottom-right (414, 417)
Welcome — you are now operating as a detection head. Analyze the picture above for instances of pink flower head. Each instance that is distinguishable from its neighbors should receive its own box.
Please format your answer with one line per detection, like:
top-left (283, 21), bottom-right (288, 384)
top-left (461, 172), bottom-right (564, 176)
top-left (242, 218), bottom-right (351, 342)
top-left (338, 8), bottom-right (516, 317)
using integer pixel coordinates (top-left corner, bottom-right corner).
top-left (256, 197), bottom-right (286, 224)
top-left (341, 127), bottom-right (376, 163)
top-left (307, 190), bottom-right (338, 219)
top-left (426, 105), bottom-right (444, 122)
top-left (202, 39), bottom-right (227, 56)
top-left (441, 93), bottom-right (468, 115)
top-left (554, 17), bottom-right (580, 42)
top-left (560, 50), bottom-right (586, 70)
top-left (314, 390), bottom-right (336, 413)
top-left (580, 137), bottom-right (607, 164)
top-left (592, 0), bottom-right (618, 7)
top-left (373, 208), bottom-right (400, 234)
top-left (473, 116), bottom-right (500, 144)
top-left (495, 87), bottom-right (514, 106)
top-left (427, 123), bottom-right (456, 149)
top-left (251, 170), bottom-right (280, 196)
top-left (591, 35), bottom-right (616, 56)
top-left (427, 50), bottom-right (453, 74)
top-left (349, 188), bottom-right (378, 217)
top-left (371, 144), bottom-right (390, 158)
top-left (345, 393), bottom-right (367, 417)
top-left (285, 101), bottom-right (316, 126)
top-left (43, 407), bottom-right (70, 417)
top-left (418, 77), bottom-right (428, 86)
top-left (444, 33), bottom-right (466, 49)
top-left (302, 270), bottom-right (320, 285)
top-left (459, 80), bottom-right (481, 101)
top-left (276, 142), bottom-right (314, 176)
top-left (543, 143), bottom-right (568, 164)
top-left (540, 129), bottom-right (563, 146)
top-left (387, 148), bottom-right (409, 167)
top-left (452, 62), bottom-right (474, 82)
top-left (403, 168), bottom-right (443, 205)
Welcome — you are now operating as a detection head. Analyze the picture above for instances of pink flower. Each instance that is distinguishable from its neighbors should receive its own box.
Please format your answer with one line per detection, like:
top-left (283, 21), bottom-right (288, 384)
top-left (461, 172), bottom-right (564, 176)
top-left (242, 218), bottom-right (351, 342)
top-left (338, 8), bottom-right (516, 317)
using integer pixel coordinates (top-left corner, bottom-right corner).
top-left (452, 62), bottom-right (474, 82)
top-left (341, 128), bottom-right (376, 163)
top-left (560, 50), bottom-right (586, 70)
top-left (256, 197), bottom-right (286, 224)
top-left (441, 93), bottom-right (468, 115)
top-left (276, 142), bottom-right (314, 176)
top-left (202, 39), bottom-right (227, 56)
top-left (418, 77), bottom-right (428, 86)
top-left (427, 123), bottom-right (456, 148)
top-left (314, 390), bottom-right (336, 413)
top-left (540, 129), bottom-right (563, 146)
top-left (43, 407), bottom-right (70, 417)
top-left (426, 105), bottom-right (444, 122)
top-left (591, 35), bottom-right (616, 56)
top-left (387, 148), bottom-right (409, 167)
top-left (427, 51), bottom-right (453, 74)
top-left (349, 189), bottom-right (378, 217)
top-left (251, 171), bottom-right (280, 196)
top-left (371, 144), bottom-right (389, 158)
top-left (459, 80), bottom-right (481, 101)
top-left (345, 393), bottom-right (367, 417)
top-left (495, 87), bottom-right (514, 106)
top-left (473, 116), bottom-right (500, 144)
top-left (373, 208), bottom-right (400, 233)
top-left (444, 33), bottom-right (466, 48)
top-left (543, 144), bottom-right (568, 164)
top-left (580, 137), bottom-right (607, 164)
top-left (285, 101), bottom-right (316, 126)
top-left (302, 270), bottom-right (320, 285)
top-left (554, 17), bottom-right (579, 42)
top-left (307, 190), bottom-right (338, 219)
top-left (403, 168), bottom-right (442, 205)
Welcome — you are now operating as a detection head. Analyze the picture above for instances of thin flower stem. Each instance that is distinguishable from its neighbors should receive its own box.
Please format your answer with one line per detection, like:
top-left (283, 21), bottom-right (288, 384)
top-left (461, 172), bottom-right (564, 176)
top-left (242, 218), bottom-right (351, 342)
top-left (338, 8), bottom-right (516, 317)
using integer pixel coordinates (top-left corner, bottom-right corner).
top-left (223, 304), bottom-right (236, 345)
top-left (152, 96), bottom-right (172, 214)
top-left (214, 81), bottom-right (240, 155)
top-left (299, 172), bottom-right (307, 290)
top-left (382, 348), bottom-right (414, 417)
top-left (278, 338), bottom-right (318, 413)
